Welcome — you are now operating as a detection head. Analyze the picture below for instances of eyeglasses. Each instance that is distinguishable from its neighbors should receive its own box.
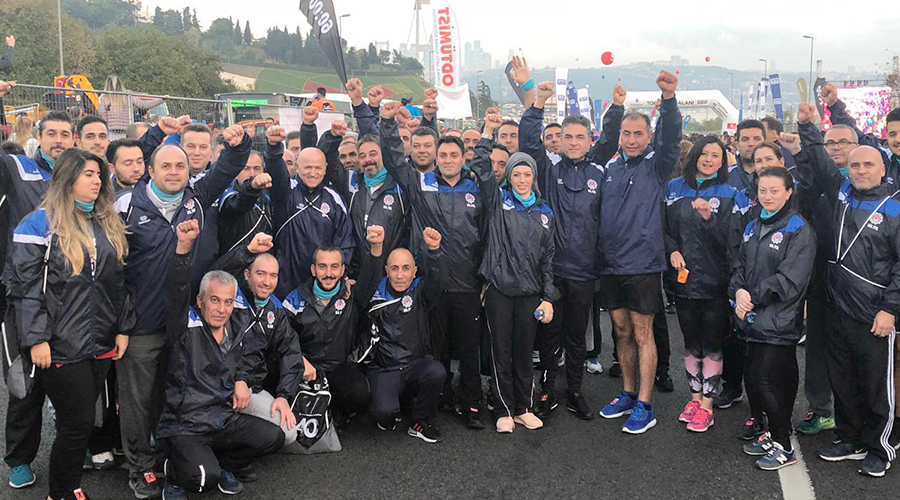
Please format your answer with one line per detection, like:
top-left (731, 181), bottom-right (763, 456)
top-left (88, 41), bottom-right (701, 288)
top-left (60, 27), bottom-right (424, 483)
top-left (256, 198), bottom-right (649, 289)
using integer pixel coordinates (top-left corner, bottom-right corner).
top-left (825, 139), bottom-right (858, 148)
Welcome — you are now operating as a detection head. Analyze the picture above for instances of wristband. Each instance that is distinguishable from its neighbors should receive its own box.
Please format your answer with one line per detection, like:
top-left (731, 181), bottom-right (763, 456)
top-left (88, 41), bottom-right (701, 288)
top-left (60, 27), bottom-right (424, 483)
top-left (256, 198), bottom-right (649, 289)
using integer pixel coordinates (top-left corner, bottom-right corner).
top-left (522, 78), bottom-right (535, 92)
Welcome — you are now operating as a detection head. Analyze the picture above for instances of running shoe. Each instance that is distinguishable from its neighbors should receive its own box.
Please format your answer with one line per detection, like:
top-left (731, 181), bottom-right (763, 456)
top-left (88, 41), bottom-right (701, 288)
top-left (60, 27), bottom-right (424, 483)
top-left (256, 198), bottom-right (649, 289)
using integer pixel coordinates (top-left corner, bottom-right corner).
top-left (678, 400), bottom-right (701, 423)
top-left (8, 464), bottom-right (35, 489)
top-left (743, 433), bottom-right (775, 456)
top-left (566, 393), bottom-right (594, 420)
top-left (795, 412), bottom-right (836, 435)
top-left (218, 470), bottom-right (243, 495)
top-left (496, 416), bottom-right (514, 433)
top-left (738, 416), bottom-right (767, 441)
top-left (818, 441), bottom-right (867, 461)
top-left (162, 481), bottom-right (186, 500)
top-left (600, 391), bottom-right (636, 419)
top-left (91, 451), bottom-right (116, 470)
top-left (622, 401), bottom-right (657, 434)
top-left (129, 472), bottom-right (162, 499)
top-left (535, 391), bottom-right (558, 418)
top-left (713, 387), bottom-right (743, 409)
top-left (858, 453), bottom-right (891, 477)
top-left (686, 407), bottom-right (714, 433)
top-left (513, 412), bottom-right (543, 430)
top-left (756, 441), bottom-right (796, 471)
top-left (408, 421), bottom-right (443, 443)
top-left (654, 372), bottom-right (674, 393)
top-left (585, 358), bottom-right (603, 374)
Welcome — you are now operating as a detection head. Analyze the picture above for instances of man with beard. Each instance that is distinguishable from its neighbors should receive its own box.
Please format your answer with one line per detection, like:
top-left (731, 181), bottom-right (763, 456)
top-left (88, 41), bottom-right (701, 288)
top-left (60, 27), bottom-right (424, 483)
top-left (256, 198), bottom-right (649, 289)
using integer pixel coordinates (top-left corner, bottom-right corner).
top-left (462, 128), bottom-right (482, 165)
top-left (107, 139), bottom-right (146, 194)
top-left (338, 138), bottom-right (361, 173)
top-left (75, 116), bottom-right (111, 158)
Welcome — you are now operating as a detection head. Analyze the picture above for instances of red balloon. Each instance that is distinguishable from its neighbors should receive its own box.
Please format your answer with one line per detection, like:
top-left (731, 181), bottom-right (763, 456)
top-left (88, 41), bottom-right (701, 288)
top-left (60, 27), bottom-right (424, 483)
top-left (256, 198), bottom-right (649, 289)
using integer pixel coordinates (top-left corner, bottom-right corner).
top-left (675, 70), bottom-right (680, 75)
top-left (705, 56), bottom-right (711, 62)
top-left (601, 51), bottom-right (614, 65)
top-left (617, 77), bottom-right (622, 81)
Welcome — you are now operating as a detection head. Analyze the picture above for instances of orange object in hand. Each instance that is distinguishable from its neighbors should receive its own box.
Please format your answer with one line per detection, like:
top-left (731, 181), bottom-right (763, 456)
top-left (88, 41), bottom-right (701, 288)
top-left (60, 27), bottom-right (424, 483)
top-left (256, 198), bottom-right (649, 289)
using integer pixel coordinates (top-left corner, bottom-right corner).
top-left (677, 269), bottom-right (689, 284)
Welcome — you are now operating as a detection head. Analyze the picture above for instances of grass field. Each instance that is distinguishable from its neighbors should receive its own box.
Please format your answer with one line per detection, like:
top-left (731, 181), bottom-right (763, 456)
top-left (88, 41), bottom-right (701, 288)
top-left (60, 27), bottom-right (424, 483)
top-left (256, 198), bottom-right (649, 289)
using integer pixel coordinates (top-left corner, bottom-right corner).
top-left (221, 63), bottom-right (432, 101)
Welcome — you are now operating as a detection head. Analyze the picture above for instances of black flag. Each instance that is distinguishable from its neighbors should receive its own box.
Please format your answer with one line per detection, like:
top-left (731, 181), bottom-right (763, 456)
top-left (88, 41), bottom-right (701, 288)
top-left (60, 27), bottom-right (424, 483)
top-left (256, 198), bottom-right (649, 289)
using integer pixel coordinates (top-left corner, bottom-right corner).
top-left (813, 77), bottom-right (827, 118)
top-left (505, 60), bottom-right (526, 105)
top-left (299, 0), bottom-right (348, 85)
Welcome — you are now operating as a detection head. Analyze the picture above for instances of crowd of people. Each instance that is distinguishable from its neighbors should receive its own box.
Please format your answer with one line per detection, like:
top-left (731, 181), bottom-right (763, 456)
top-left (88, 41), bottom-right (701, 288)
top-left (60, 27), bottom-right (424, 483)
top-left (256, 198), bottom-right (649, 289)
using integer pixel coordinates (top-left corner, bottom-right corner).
top-left (0, 50), bottom-right (899, 500)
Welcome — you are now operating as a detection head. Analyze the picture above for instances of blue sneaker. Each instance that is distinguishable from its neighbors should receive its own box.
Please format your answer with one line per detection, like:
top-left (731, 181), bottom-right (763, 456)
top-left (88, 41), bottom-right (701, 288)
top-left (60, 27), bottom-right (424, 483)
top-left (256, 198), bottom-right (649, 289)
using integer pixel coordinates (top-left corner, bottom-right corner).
top-left (756, 441), bottom-right (796, 470)
top-left (743, 433), bottom-right (775, 456)
top-left (218, 470), bottom-right (244, 495)
top-left (599, 391), bottom-right (636, 419)
top-left (622, 401), bottom-right (657, 434)
top-left (8, 464), bottom-right (36, 489)
top-left (162, 481), bottom-right (187, 500)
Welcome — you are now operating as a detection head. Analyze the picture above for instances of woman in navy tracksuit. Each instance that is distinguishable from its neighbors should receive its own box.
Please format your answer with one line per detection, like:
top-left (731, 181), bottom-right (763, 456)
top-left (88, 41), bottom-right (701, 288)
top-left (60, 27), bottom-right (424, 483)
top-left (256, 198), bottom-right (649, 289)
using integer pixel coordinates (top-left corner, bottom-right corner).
top-left (473, 118), bottom-right (559, 433)
top-left (4, 149), bottom-right (134, 500)
top-left (664, 136), bottom-right (749, 433)
top-left (729, 167), bottom-right (816, 471)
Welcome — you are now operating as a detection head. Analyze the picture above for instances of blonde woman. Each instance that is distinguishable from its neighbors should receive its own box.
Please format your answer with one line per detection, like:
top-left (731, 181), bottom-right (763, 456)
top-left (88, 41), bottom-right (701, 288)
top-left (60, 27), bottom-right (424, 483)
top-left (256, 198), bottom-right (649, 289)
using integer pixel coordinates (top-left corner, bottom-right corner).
top-left (4, 148), bottom-right (135, 500)
top-left (98, 75), bottom-right (165, 140)
top-left (11, 115), bottom-right (38, 157)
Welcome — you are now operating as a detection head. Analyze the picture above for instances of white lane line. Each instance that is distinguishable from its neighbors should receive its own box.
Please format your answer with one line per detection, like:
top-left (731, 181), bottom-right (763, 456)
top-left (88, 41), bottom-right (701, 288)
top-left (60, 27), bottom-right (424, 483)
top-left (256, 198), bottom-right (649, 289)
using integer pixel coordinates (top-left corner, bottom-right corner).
top-left (778, 435), bottom-right (816, 500)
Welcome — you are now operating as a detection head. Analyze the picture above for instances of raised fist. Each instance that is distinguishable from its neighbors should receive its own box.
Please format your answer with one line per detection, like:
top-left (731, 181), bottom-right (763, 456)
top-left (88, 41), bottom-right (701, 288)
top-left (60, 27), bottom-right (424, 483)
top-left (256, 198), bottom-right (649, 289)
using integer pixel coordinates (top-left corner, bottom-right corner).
top-left (509, 56), bottom-right (531, 85)
top-left (821, 83), bottom-right (838, 107)
top-left (331, 120), bottom-right (348, 137)
top-left (366, 225), bottom-right (385, 246)
top-left (0, 80), bottom-right (15, 98)
top-left (780, 132), bottom-right (801, 155)
top-left (656, 70), bottom-right (678, 99)
top-left (484, 112), bottom-right (502, 133)
top-left (396, 106), bottom-right (412, 126)
top-left (247, 232), bottom-right (274, 254)
top-left (486, 106), bottom-right (500, 116)
top-left (797, 103), bottom-right (817, 125)
top-left (302, 106), bottom-right (319, 125)
top-left (422, 227), bottom-right (442, 251)
top-left (266, 125), bottom-right (286, 145)
top-left (346, 78), bottom-right (364, 105)
top-left (423, 99), bottom-right (438, 118)
top-left (176, 115), bottom-right (193, 129)
top-left (536, 82), bottom-right (555, 102)
top-left (157, 116), bottom-right (180, 136)
top-left (613, 84), bottom-right (627, 106)
top-left (367, 85), bottom-right (386, 108)
top-left (406, 118), bottom-right (420, 132)
top-left (424, 87), bottom-right (438, 100)
top-left (176, 219), bottom-right (200, 243)
top-left (251, 173), bottom-right (273, 189)
top-left (222, 125), bottom-right (245, 147)
top-left (381, 101), bottom-right (401, 120)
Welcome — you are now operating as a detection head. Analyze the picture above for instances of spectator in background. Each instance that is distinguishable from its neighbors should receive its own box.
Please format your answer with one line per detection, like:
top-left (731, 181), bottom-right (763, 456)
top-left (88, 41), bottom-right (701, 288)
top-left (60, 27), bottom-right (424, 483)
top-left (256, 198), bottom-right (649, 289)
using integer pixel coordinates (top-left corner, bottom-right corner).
top-left (11, 115), bottom-right (39, 157)
top-left (98, 75), bottom-right (166, 140)
top-left (0, 35), bottom-right (13, 127)
top-left (498, 120), bottom-right (520, 153)
top-left (211, 132), bottom-right (225, 163)
top-left (760, 117), bottom-right (796, 171)
top-left (403, 97), bottom-right (422, 118)
top-left (126, 122), bottom-right (150, 140)
top-left (310, 87), bottom-right (336, 112)
top-left (106, 139), bottom-right (145, 194)
top-left (542, 123), bottom-right (561, 154)
top-left (673, 139), bottom-right (693, 179)
top-left (75, 116), bottom-right (111, 157)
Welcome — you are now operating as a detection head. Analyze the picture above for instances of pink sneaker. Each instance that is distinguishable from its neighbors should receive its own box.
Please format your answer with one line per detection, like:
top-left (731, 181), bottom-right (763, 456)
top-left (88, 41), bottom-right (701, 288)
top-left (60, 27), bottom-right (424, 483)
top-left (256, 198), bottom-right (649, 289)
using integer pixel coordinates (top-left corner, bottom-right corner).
top-left (678, 400), bottom-right (701, 423)
top-left (686, 407), bottom-right (714, 433)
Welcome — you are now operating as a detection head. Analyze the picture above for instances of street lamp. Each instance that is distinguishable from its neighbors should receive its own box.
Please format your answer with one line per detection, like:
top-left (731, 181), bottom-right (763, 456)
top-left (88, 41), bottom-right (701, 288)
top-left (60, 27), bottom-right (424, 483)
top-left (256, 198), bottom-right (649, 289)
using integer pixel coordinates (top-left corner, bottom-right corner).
top-left (759, 58), bottom-right (767, 78)
top-left (56, 0), bottom-right (64, 75)
top-left (339, 14), bottom-right (351, 36)
top-left (803, 35), bottom-right (814, 103)
top-left (728, 72), bottom-right (734, 105)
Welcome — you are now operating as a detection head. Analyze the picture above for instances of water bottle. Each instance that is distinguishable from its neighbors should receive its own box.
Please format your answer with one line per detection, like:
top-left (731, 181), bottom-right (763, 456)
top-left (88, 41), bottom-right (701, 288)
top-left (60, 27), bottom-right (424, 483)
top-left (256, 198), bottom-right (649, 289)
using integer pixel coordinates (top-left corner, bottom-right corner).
top-left (534, 308), bottom-right (545, 321)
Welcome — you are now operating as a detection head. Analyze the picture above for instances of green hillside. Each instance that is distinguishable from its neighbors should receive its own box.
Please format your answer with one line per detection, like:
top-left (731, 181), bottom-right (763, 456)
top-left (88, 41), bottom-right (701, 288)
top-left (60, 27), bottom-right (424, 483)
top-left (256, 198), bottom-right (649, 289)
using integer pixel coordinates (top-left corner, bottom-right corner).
top-left (221, 63), bottom-right (432, 101)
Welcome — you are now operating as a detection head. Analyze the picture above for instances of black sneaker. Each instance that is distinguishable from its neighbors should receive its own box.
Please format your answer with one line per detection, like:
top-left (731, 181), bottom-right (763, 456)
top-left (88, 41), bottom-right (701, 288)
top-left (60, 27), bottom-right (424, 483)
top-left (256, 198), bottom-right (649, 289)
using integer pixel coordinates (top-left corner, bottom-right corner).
top-left (218, 470), bottom-right (243, 495)
top-left (858, 452), bottom-right (891, 477)
top-left (129, 472), bottom-right (163, 499)
top-left (408, 421), bottom-right (443, 443)
top-left (654, 372), bottom-right (674, 393)
top-left (714, 387), bottom-right (744, 409)
top-left (818, 441), bottom-right (868, 462)
top-left (566, 393), bottom-right (594, 420)
top-left (463, 407), bottom-right (485, 430)
top-left (608, 361), bottom-right (622, 378)
top-left (376, 418), bottom-right (396, 431)
top-left (535, 391), bottom-right (558, 418)
top-left (738, 417), bottom-right (767, 441)
top-left (232, 464), bottom-right (258, 483)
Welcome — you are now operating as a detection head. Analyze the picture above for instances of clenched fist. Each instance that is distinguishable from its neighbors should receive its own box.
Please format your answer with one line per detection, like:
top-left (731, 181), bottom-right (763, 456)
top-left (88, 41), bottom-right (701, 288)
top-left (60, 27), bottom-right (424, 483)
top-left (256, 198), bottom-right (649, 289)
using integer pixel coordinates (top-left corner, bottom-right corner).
top-left (613, 84), bottom-right (627, 106)
top-left (656, 70), bottom-right (678, 99)
top-left (423, 99), bottom-right (438, 119)
top-left (303, 106), bottom-right (319, 125)
top-left (222, 124), bottom-right (245, 147)
top-left (536, 82), bottom-right (555, 102)
top-left (366, 225), bottom-right (385, 246)
top-left (780, 132), bottom-right (801, 155)
top-left (484, 112), bottom-right (502, 134)
top-left (821, 83), bottom-right (838, 107)
top-left (346, 78), bottom-right (364, 106)
top-left (422, 227), bottom-right (442, 251)
top-left (382, 101), bottom-right (401, 120)
top-left (176, 220), bottom-right (200, 243)
top-left (251, 173), bottom-right (273, 189)
top-left (331, 120), bottom-right (348, 137)
top-left (797, 103), bottom-right (817, 125)
top-left (266, 125), bottom-right (286, 145)
top-left (424, 86), bottom-right (438, 100)
top-left (367, 85), bottom-right (386, 108)
top-left (247, 232), bottom-right (274, 254)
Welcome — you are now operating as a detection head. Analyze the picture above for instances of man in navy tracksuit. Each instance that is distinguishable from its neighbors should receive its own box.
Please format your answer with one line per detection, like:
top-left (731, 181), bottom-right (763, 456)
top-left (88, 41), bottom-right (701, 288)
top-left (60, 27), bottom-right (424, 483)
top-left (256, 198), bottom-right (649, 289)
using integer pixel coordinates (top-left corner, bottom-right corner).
top-left (116, 124), bottom-right (250, 499)
top-left (792, 103), bottom-right (899, 477)
top-left (596, 71), bottom-right (682, 435)
top-left (518, 79), bottom-right (624, 420)
top-left (263, 124), bottom-right (354, 299)
top-left (217, 151), bottom-right (273, 255)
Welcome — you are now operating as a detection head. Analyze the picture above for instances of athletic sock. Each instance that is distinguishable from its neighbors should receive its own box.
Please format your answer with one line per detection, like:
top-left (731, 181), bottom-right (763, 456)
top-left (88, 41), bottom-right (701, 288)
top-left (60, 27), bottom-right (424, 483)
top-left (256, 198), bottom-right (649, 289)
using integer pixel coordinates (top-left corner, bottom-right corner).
top-left (639, 401), bottom-right (652, 411)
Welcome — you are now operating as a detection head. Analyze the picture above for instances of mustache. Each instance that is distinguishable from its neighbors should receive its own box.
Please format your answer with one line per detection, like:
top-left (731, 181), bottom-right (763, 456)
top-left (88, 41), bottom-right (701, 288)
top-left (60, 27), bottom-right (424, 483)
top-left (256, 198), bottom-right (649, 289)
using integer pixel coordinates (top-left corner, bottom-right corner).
top-left (363, 161), bottom-right (378, 168)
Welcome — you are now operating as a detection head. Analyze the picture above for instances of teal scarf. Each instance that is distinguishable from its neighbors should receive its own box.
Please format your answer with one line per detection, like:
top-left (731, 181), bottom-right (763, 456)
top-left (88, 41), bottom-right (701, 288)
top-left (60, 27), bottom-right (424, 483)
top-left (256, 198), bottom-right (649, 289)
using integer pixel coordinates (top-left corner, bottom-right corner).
top-left (313, 280), bottom-right (341, 301)
top-left (365, 168), bottom-right (388, 187)
top-left (75, 200), bottom-right (95, 213)
top-left (696, 172), bottom-right (718, 186)
top-left (254, 296), bottom-right (270, 309)
top-left (40, 151), bottom-right (56, 170)
top-left (761, 208), bottom-right (781, 220)
top-left (513, 190), bottom-right (536, 208)
top-left (150, 181), bottom-right (185, 202)
top-left (839, 167), bottom-right (849, 177)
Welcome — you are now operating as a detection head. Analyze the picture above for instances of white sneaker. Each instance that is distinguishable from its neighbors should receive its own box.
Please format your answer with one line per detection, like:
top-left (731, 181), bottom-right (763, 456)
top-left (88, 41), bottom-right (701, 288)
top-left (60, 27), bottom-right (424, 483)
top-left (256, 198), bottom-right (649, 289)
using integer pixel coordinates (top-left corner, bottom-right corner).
top-left (585, 358), bottom-right (603, 374)
top-left (91, 451), bottom-right (116, 470)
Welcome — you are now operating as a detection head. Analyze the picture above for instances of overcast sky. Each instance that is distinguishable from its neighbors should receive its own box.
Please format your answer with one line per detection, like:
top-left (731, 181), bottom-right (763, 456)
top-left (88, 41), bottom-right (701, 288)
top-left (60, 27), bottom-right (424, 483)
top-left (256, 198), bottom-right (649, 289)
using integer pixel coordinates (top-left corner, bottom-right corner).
top-left (144, 0), bottom-right (899, 73)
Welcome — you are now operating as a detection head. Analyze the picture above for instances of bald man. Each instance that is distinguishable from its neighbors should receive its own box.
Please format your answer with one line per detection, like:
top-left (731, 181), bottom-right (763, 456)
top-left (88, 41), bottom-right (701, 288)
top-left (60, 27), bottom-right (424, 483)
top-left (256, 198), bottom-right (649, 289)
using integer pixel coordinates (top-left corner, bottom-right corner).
top-left (264, 125), bottom-right (354, 297)
top-left (793, 115), bottom-right (900, 477)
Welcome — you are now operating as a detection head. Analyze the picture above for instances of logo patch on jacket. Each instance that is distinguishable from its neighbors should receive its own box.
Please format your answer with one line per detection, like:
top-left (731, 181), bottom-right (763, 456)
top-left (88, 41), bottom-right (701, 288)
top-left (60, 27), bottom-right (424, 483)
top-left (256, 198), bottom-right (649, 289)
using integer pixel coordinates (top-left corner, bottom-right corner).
top-left (266, 311), bottom-right (275, 329)
top-left (401, 295), bottom-right (413, 313)
top-left (138, 215), bottom-right (151, 225)
top-left (320, 202), bottom-right (331, 216)
top-left (541, 213), bottom-right (550, 228)
top-left (334, 298), bottom-right (346, 314)
top-left (708, 197), bottom-right (720, 212)
top-left (587, 179), bottom-right (598, 194)
top-left (465, 193), bottom-right (476, 208)
top-left (383, 194), bottom-right (395, 209)
top-left (870, 212), bottom-right (884, 227)
top-left (769, 231), bottom-right (783, 250)
top-left (184, 198), bottom-right (196, 214)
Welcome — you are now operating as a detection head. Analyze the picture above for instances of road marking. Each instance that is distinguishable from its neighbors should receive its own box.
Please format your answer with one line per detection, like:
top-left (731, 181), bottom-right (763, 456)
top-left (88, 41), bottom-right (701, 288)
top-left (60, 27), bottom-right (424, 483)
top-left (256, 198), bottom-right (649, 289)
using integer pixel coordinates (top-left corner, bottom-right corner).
top-left (778, 435), bottom-right (816, 500)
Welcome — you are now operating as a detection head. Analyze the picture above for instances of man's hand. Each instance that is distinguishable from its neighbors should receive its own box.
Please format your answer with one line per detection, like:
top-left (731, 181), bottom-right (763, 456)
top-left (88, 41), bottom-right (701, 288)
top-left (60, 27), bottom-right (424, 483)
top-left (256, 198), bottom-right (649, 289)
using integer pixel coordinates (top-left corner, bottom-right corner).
top-left (780, 132), bottom-right (802, 155)
top-left (821, 83), bottom-right (838, 107)
top-left (222, 125), bottom-right (245, 147)
top-left (535, 82), bottom-right (555, 104)
top-left (175, 220), bottom-right (200, 254)
top-left (302, 357), bottom-right (317, 381)
top-left (405, 117), bottom-right (419, 131)
top-left (232, 380), bottom-right (251, 411)
top-left (734, 289), bottom-right (754, 319)
top-left (113, 334), bottom-right (129, 361)
top-left (157, 116), bottom-right (181, 136)
top-left (670, 251), bottom-right (686, 271)
top-left (381, 101), bottom-right (401, 120)
top-left (247, 233), bottom-right (274, 254)
top-left (5, 36), bottom-right (14, 48)
top-left (346, 78), bottom-right (364, 106)
top-left (251, 173), bottom-right (273, 190)
top-left (331, 120), bottom-right (348, 137)
top-left (691, 198), bottom-right (712, 220)
top-left (368, 85), bottom-right (386, 108)
top-left (484, 111), bottom-right (502, 135)
top-left (271, 397), bottom-right (297, 430)
top-left (30, 342), bottom-right (51, 370)
top-left (424, 86), bottom-right (438, 100)
top-left (423, 227), bottom-right (442, 250)
top-left (871, 310), bottom-right (895, 338)
top-left (0, 80), bottom-right (15, 98)
top-left (508, 56), bottom-right (532, 85)
top-left (367, 225), bottom-right (385, 256)
top-left (343, 277), bottom-right (355, 300)
top-left (797, 103), bottom-right (817, 125)
top-left (266, 125), bottom-right (286, 145)
top-left (536, 301), bottom-right (554, 324)
top-left (613, 84), bottom-right (627, 106)
top-left (656, 70), bottom-right (678, 100)
top-left (303, 106), bottom-right (319, 125)
top-left (423, 99), bottom-right (438, 120)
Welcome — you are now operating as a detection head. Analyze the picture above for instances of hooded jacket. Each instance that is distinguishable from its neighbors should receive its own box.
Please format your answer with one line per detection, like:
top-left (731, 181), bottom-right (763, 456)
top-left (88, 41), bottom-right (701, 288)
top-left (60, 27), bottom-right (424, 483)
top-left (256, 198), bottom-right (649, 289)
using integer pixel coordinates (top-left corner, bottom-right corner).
top-left (729, 207), bottom-right (816, 344)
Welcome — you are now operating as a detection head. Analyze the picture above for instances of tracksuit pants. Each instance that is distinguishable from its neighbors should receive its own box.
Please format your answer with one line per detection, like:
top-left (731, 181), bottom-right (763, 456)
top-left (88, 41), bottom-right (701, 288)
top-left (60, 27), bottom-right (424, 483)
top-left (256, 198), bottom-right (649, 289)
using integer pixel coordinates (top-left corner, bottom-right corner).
top-left (430, 291), bottom-right (482, 409)
top-left (324, 362), bottom-right (371, 416)
top-left (367, 358), bottom-right (446, 425)
top-left (4, 382), bottom-right (44, 468)
top-left (164, 413), bottom-right (284, 493)
top-left (241, 390), bottom-right (298, 446)
top-left (118, 332), bottom-right (168, 478)
top-left (674, 297), bottom-right (729, 398)
top-left (537, 277), bottom-right (594, 397)
top-left (828, 315), bottom-right (897, 462)
top-left (722, 326), bottom-right (746, 396)
top-left (36, 359), bottom-right (111, 499)
top-left (88, 364), bottom-right (120, 455)
top-left (803, 279), bottom-right (834, 418)
top-left (745, 343), bottom-right (798, 450)
top-left (484, 287), bottom-right (540, 417)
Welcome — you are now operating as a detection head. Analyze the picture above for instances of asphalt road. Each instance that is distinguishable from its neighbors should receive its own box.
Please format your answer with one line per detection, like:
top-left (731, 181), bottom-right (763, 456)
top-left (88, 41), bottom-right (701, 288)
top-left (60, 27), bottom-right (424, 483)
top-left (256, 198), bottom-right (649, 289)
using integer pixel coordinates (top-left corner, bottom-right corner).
top-left (1, 312), bottom-right (897, 500)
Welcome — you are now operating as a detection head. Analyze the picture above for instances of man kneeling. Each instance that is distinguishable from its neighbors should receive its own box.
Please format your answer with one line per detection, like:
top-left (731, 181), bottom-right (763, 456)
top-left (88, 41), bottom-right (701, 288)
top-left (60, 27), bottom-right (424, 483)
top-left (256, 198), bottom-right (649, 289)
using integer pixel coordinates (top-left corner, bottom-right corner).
top-left (159, 220), bottom-right (284, 498)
